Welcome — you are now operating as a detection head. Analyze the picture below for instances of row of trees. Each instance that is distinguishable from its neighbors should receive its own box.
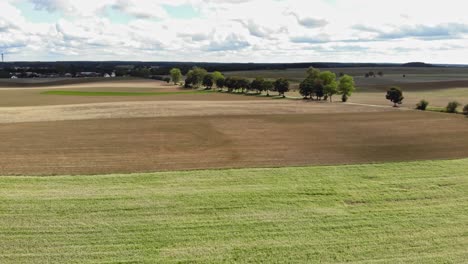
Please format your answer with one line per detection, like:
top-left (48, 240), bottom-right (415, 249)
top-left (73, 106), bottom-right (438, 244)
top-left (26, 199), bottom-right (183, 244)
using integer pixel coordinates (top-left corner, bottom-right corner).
top-left (299, 67), bottom-right (356, 102)
top-left (170, 66), bottom-right (291, 97)
top-left (215, 77), bottom-right (290, 96)
top-left (170, 66), bottom-right (358, 100)
top-left (365, 71), bottom-right (384, 78)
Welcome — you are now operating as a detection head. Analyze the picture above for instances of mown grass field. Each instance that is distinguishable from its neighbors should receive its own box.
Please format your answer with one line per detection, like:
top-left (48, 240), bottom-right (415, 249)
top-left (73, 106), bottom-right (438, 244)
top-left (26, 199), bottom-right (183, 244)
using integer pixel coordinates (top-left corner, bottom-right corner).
top-left (0, 159), bottom-right (467, 263)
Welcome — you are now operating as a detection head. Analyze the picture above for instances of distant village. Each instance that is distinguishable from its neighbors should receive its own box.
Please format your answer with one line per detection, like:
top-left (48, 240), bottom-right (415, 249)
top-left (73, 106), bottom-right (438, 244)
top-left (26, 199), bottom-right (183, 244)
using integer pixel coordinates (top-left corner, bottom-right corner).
top-left (0, 64), bottom-right (168, 80)
top-left (8, 69), bottom-right (117, 79)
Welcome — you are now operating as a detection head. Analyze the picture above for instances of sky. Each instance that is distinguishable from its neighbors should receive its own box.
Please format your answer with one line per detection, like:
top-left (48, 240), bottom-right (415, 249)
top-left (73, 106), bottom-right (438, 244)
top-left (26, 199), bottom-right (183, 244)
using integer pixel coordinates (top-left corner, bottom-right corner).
top-left (1, 0), bottom-right (468, 63)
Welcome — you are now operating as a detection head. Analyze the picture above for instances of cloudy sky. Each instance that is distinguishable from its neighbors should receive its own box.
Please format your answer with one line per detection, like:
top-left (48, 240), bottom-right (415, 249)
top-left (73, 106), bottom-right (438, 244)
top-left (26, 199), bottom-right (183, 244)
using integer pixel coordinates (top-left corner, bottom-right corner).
top-left (1, 0), bottom-right (468, 63)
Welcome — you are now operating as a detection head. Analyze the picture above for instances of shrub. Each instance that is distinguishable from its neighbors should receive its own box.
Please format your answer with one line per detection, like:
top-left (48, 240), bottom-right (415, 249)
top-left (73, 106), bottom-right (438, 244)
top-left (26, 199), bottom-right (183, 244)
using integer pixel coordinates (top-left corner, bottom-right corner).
top-left (463, 104), bottom-right (468, 116)
top-left (416, 100), bottom-right (429, 110)
top-left (446, 101), bottom-right (460, 113)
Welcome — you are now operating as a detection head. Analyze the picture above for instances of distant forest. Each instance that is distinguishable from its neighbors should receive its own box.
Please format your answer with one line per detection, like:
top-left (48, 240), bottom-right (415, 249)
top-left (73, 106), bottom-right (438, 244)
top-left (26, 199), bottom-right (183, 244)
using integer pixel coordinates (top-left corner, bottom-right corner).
top-left (0, 61), bottom-right (440, 79)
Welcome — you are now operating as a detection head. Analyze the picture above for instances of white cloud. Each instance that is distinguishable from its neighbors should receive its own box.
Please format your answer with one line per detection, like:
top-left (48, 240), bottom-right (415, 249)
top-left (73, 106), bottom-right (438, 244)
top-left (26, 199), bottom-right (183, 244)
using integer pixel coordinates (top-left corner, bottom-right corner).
top-left (0, 0), bottom-right (468, 63)
top-left (111, 0), bottom-right (168, 19)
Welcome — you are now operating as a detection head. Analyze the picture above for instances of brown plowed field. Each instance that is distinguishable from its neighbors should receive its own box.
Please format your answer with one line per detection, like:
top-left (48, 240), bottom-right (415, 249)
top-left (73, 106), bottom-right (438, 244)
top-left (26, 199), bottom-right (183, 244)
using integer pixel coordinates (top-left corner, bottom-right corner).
top-left (1, 78), bottom-right (467, 175)
top-left (1, 111), bottom-right (467, 176)
top-left (0, 100), bottom-right (398, 123)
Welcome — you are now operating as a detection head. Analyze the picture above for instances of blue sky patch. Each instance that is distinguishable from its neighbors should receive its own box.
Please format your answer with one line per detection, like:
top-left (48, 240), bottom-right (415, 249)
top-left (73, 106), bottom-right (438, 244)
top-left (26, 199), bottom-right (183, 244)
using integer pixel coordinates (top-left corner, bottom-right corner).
top-left (16, 1), bottom-right (61, 23)
top-left (105, 7), bottom-right (134, 24)
top-left (163, 4), bottom-right (199, 20)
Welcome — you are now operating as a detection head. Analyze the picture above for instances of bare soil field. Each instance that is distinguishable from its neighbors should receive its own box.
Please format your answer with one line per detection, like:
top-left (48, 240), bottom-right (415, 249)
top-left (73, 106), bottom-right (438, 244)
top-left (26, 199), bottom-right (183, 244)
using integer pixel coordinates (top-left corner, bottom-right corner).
top-left (0, 111), bottom-right (467, 175)
top-left (0, 100), bottom-right (398, 123)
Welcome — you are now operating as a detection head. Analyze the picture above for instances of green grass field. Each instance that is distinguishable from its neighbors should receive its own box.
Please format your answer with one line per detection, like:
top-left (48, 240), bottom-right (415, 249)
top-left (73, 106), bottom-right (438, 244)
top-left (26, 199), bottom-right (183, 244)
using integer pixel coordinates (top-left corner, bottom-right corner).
top-left (1, 159), bottom-right (467, 263)
top-left (41, 90), bottom-right (211, 96)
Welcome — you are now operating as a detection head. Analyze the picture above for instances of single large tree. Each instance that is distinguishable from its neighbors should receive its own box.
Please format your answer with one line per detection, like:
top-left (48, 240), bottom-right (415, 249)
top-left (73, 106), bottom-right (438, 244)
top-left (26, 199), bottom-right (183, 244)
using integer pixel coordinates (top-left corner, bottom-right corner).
top-left (250, 77), bottom-right (265, 94)
top-left (211, 71), bottom-right (224, 90)
top-left (262, 80), bottom-right (274, 96)
top-left (211, 71), bottom-right (224, 81)
top-left (319, 71), bottom-right (337, 101)
top-left (306, 67), bottom-right (321, 79)
top-left (324, 82), bottom-right (338, 102)
top-left (216, 78), bottom-right (225, 91)
top-left (224, 77), bottom-right (235, 92)
top-left (274, 78), bottom-right (290, 97)
top-left (184, 73), bottom-right (196, 88)
top-left (237, 78), bottom-right (250, 93)
top-left (185, 66), bottom-right (207, 88)
top-left (299, 77), bottom-right (314, 99)
top-left (313, 80), bottom-right (325, 100)
top-left (169, 68), bottom-right (182, 85)
top-left (337, 75), bottom-right (356, 102)
top-left (386, 87), bottom-right (404, 107)
top-left (202, 74), bottom-right (214, 89)
top-left (463, 104), bottom-right (468, 116)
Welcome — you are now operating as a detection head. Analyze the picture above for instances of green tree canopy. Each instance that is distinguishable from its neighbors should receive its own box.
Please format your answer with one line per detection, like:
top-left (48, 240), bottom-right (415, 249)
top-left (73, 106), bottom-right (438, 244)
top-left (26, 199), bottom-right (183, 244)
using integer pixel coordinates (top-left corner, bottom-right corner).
top-left (250, 77), bottom-right (265, 93)
top-left (313, 81), bottom-right (325, 100)
top-left (338, 75), bottom-right (356, 102)
top-left (224, 77), bottom-right (249, 93)
top-left (386, 87), bottom-right (404, 107)
top-left (211, 71), bottom-right (224, 82)
top-left (185, 66), bottom-right (208, 88)
top-left (169, 68), bottom-right (182, 85)
top-left (446, 101), bottom-right (460, 113)
top-left (274, 78), bottom-right (290, 97)
top-left (262, 80), bottom-right (274, 96)
top-left (216, 78), bottom-right (225, 90)
top-left (299, 77), bottom-right (315, 99)
top-left (306, 67), bottom-right (321, 79)
top-left (202, 74), bottom-right (214, 89)
top-left (319, 71), bottom-right (338, 102)
top-left (463, 104), bottom-right (468, 116)
top-left (237, 78), bottom-right (250, 93)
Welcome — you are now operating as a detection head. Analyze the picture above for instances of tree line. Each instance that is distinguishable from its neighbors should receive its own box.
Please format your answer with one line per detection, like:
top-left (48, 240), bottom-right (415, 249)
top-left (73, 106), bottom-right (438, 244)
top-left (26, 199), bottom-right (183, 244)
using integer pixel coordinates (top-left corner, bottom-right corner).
top-left (170, 66), bottom-right (356, 100)
top-left (170, 66), bottom-right (291, 97)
